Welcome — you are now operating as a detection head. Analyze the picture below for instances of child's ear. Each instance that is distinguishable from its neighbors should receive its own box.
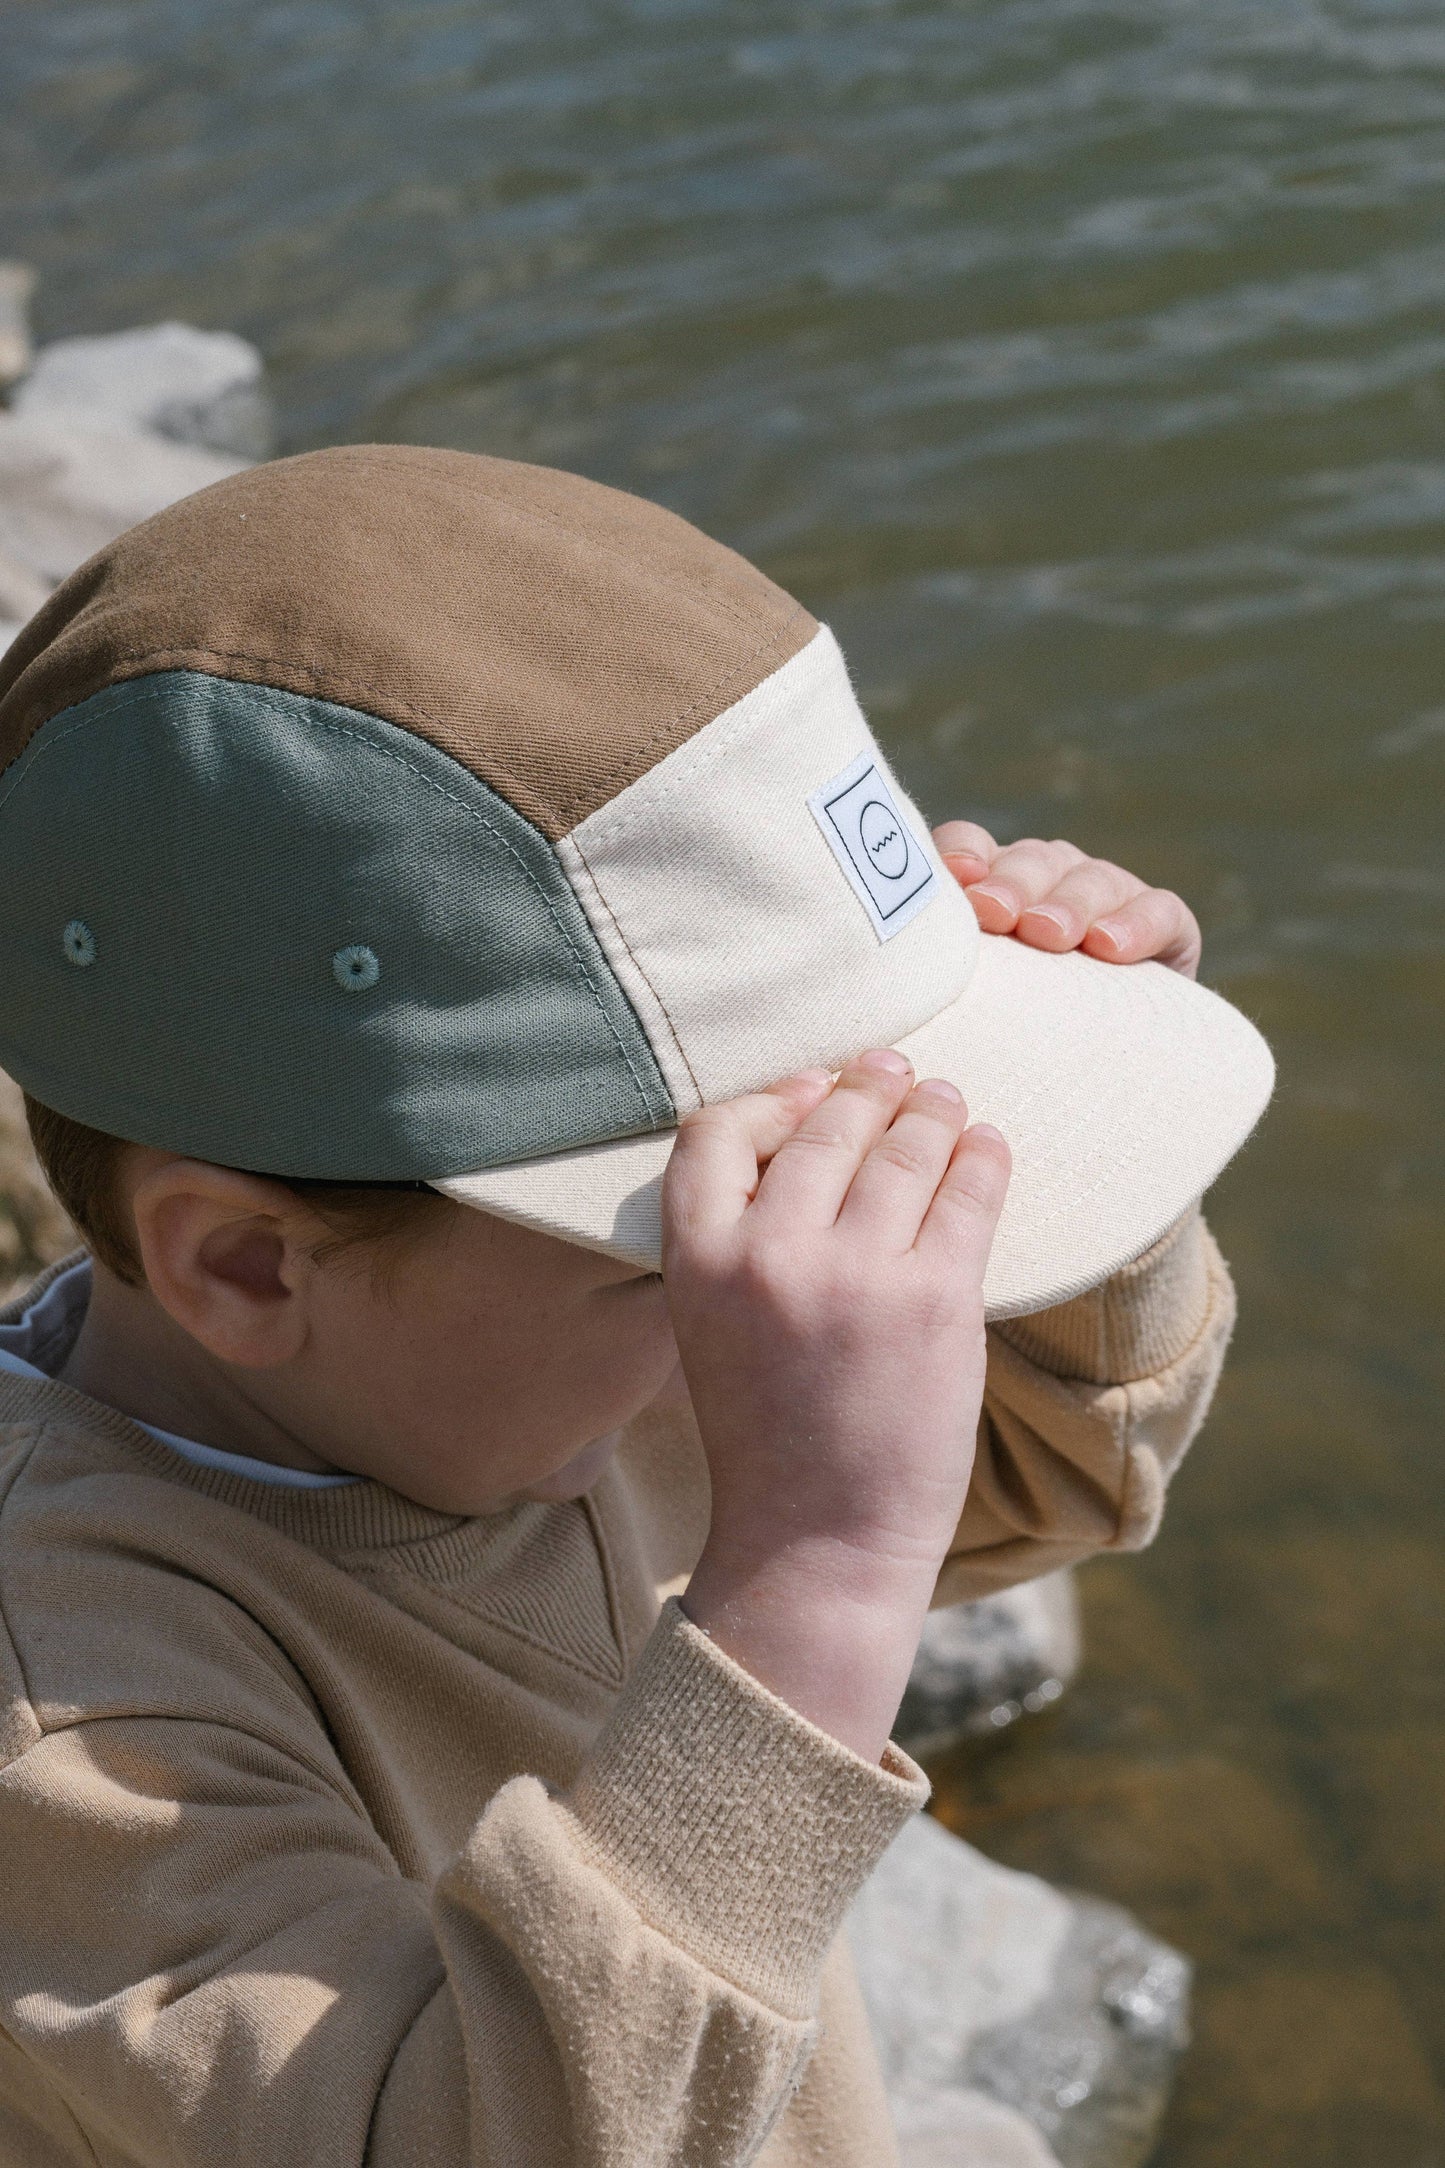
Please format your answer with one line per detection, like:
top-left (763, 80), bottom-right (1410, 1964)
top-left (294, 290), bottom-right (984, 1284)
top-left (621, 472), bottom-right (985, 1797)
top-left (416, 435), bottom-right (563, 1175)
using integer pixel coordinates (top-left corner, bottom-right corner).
top-left (129, 1160), bottom-right (318, 1368)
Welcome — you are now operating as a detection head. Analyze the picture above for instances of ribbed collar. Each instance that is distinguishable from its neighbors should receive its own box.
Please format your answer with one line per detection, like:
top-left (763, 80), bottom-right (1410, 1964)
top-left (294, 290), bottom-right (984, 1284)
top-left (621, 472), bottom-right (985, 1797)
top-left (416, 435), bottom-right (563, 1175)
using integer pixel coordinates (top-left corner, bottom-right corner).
top-left (0, 1361), bottom-right (487, 1555)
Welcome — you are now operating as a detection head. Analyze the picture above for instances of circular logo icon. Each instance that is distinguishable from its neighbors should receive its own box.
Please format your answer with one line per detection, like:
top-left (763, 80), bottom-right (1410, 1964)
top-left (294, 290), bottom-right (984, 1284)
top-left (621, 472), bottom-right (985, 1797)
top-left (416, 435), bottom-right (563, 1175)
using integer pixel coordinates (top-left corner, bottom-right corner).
top-left (858, 799), bottom-right (910, 881)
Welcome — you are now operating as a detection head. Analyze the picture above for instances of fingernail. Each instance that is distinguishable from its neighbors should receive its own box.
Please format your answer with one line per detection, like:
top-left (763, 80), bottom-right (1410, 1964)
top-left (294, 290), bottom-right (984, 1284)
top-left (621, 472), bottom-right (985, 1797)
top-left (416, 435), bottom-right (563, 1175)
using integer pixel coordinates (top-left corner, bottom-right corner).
top-left (858, 1047), bottom-right (911, 1076)
top-left (1023, 904), bottom-right (1073, 937)
top-left (790, 1067), bottom-right (833, 1089)
top-left (970, 882), bottom-right (1012, 909)
top-left (1091, 919), bottom-right (1125, 954)
top-left (914, 1077), bottom-right (962, 1104)
top-left (970, 1123), bottom-right (1007, 1146)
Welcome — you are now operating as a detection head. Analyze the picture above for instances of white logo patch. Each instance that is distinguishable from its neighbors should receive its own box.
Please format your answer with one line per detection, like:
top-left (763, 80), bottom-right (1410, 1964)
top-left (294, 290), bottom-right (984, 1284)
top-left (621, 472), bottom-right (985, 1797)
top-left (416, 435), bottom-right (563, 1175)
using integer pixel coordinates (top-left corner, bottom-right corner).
top-left (808, 752), bottom-right (940, 942)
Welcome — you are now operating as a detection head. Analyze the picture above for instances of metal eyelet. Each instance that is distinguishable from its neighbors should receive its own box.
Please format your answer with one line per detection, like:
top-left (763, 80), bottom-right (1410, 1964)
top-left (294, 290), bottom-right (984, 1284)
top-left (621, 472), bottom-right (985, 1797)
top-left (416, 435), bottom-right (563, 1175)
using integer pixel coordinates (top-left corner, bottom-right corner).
top-left (63, 919), bottom-right (96, 968)
top-left (332, 943), bottom-right (381, 992)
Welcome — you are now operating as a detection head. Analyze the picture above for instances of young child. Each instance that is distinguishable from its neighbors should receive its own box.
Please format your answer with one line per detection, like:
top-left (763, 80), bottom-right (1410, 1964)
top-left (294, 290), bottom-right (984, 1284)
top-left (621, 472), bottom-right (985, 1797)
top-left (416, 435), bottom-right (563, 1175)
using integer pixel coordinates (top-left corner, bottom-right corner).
top-left (0, 447), bottom-right (1272, 2167)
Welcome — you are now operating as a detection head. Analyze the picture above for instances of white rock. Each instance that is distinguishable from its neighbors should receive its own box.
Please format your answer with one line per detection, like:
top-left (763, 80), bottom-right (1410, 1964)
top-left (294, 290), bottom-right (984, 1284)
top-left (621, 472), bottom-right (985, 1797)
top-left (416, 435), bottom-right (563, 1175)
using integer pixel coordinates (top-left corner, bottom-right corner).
top-left (0, 412), bottom-right (248, 587)
top-left (892, 2087), bottom-right (1064, 2168)
top-left (13, 322), bottom-right (275, 461)
top-left (0, 263), bottom-right (36, 388)
top-left (849, 1813), bottom-right (1190, 2168)
top-left (897, 1571), bottom-right (1083, 1756)
top-left (854, 1806), bottom-right (1073, 2075)
top-left (0, 545), bottom-right (51, 626)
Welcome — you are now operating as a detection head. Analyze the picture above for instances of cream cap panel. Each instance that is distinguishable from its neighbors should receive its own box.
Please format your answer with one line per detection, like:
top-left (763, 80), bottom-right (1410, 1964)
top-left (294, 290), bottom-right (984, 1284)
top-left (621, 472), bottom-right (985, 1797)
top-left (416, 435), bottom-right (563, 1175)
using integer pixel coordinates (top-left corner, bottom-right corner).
top-left (558, 626), bottom-right (980, 1105)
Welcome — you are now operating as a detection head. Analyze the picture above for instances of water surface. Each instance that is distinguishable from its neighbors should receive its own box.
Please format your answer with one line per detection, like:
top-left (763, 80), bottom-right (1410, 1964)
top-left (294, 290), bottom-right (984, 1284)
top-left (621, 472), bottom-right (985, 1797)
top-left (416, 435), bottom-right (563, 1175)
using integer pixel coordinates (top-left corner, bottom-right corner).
top-left (4, 2), bottom-right (1444, 2157)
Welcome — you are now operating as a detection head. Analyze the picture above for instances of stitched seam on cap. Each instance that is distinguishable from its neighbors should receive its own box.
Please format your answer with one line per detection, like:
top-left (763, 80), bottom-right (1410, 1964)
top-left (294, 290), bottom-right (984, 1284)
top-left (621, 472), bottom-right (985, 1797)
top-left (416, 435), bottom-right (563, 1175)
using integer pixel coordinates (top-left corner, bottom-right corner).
top-left (550, 602), bottom-right (815, 824)
top-left (0, 681), bottom-right (670, 1135)
top-left (3, 646), bottom-right (562, 821)
top-left (561, 830), bottom-right (704, 1106)
top-left (577, 625), bottom-right (842, 849)
top-left (5, 605), bottom-right (813, 833)
top-left (0, 448), bottom-right (810, 801)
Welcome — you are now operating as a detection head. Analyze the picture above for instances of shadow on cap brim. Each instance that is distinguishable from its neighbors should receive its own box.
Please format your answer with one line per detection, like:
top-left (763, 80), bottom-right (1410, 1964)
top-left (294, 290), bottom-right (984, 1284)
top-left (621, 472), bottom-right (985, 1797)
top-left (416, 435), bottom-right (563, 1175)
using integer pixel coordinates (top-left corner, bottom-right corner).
top-left (434, 933), bottom-right (1275, 1321)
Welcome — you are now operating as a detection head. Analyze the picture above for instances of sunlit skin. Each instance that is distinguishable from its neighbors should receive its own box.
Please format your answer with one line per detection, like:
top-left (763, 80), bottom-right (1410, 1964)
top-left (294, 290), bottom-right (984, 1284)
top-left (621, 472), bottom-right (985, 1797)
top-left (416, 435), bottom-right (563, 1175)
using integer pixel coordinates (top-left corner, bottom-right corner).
top-left (57, 828), bottom-right (1204, 1761)
top-left (59, 1181), bottom-right (681, 1513)
top-left (933, 821), bottom-right (1202, 978)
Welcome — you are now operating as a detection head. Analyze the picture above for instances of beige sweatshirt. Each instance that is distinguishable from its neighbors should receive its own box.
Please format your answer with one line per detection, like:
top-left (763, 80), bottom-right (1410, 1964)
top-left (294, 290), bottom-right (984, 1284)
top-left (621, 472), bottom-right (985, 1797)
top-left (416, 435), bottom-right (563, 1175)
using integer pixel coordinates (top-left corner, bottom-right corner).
top-left (0, 1209), bottom-right (1233, 2168)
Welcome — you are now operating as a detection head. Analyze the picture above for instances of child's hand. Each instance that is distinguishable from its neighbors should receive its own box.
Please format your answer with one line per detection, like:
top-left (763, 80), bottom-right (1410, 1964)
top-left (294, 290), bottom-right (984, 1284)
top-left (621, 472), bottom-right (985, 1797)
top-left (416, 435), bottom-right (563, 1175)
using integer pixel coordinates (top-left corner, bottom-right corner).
top-left (664, 1051), bottom-right (1010, 1765)
top-left (933, 822), bottom-right (1202, 980)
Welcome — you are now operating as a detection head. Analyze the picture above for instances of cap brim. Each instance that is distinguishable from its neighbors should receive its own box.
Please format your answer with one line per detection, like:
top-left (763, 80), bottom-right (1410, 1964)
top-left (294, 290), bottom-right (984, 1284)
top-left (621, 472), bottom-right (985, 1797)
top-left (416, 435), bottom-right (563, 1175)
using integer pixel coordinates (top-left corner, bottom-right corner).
top-left (434, 933), bottom-right (1274, 1320)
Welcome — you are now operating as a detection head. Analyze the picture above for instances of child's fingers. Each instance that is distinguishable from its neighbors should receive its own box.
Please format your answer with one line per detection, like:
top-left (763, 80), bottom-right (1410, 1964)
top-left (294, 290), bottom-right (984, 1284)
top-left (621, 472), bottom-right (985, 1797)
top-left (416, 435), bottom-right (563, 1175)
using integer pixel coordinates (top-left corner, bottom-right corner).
top-left (932, 819), bottom-right (999, 880)
top-left (835, 1078), bottom-right (970, 1249)
top-left (1014, 858), bottom-right (1143, 951)
top-left (751, 1049), bottom-right (916, 1228)
top-left (916, 1122), bottom-right (1012, 1272)
top-left (958, 838), bottom-right (1204, 979)
top-left (963, 838), bottom-right (1087, 931)
top-left (1083, 888), bottom-right (1202, 978)
top-left (663, 1070), bottom-right (833, 1247)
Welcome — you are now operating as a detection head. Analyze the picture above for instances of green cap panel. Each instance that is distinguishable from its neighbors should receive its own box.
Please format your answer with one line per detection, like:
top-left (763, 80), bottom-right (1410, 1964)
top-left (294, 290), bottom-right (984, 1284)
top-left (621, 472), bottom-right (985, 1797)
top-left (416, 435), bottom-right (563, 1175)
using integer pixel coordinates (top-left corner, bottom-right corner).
top-left (0, 672), bottom-right (675, 1177)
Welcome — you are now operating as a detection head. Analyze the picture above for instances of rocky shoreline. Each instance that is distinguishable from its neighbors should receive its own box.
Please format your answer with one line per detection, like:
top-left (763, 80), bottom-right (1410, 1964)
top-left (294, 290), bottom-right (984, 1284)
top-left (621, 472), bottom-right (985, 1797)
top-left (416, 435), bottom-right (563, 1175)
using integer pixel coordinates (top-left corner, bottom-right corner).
top-left (0, 267), bottom-right (274, 652)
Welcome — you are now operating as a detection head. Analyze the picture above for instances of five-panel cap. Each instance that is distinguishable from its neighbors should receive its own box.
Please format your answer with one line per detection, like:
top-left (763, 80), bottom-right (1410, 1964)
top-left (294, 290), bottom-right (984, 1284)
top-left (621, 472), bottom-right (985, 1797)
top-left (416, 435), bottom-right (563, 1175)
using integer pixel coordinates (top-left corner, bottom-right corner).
top-left (0, 445), bottom-right (1274, 1318)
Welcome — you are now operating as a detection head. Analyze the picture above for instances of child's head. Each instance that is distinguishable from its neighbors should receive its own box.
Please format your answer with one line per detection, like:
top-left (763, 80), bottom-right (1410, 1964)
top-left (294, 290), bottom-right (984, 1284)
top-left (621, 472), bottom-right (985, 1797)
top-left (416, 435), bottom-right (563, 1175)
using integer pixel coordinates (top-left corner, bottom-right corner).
top-left (26, 1091), bottom-right (679, 1511)
top-left (0, 444), bottom-right (1272, 1501)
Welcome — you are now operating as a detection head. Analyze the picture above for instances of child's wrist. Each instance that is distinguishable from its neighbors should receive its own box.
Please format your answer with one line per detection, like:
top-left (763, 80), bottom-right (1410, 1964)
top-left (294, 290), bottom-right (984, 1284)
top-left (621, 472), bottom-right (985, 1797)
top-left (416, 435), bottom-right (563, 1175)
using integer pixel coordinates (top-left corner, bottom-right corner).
top-left (680, 1536), bottom-right (938, 1764)
top-left (690, 1518), bottom-right (945, 1610)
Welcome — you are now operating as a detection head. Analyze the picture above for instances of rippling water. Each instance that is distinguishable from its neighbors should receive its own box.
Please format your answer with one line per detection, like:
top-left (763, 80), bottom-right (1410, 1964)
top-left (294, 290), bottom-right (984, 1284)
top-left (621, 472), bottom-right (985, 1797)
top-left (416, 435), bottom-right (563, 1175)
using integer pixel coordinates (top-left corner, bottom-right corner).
top-left (4, 2), bottom-right (1444, 2157)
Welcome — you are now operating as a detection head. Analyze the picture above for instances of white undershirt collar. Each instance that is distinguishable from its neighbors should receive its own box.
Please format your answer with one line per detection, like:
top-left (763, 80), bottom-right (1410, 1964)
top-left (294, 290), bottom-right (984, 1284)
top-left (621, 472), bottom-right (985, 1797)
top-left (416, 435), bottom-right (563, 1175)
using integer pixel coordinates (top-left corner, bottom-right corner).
top-left (0, 1258), bottom-right (361, 1489)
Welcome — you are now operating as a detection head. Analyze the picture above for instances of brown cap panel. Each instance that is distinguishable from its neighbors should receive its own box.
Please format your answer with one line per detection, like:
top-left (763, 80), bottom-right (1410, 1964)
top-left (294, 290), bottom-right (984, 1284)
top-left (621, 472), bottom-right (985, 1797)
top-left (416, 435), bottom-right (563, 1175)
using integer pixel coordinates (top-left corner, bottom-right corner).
top-left (0, 444), bottom-right (817, 837)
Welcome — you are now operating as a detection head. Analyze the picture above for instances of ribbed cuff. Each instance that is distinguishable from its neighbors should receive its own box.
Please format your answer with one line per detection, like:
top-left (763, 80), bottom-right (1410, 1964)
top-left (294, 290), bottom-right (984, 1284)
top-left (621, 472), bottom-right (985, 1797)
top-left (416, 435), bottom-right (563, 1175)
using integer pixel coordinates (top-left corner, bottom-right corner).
top-left (565, 1598), bottom-right (928, 2018)
top-left (992, 1204), bottom-right (1213, 1385)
